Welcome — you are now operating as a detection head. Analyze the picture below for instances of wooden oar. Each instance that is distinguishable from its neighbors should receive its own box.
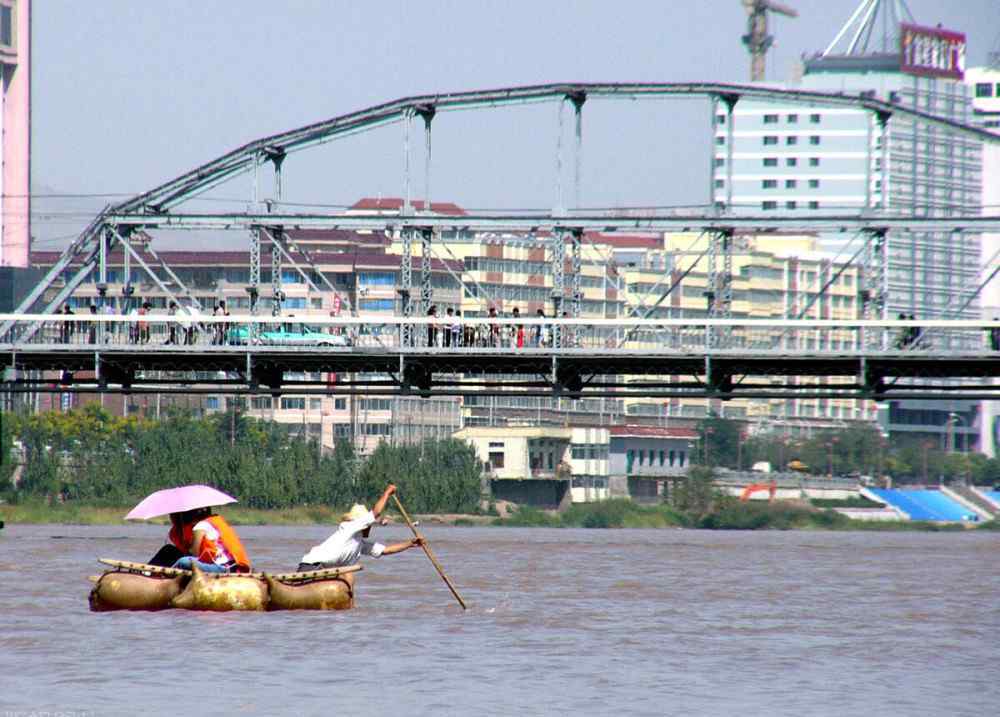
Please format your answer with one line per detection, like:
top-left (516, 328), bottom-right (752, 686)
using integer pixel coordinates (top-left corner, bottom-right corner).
top-left (391, 494), bottom-right (467, 610)
top-left (98, 558), bottom-right (361, 582)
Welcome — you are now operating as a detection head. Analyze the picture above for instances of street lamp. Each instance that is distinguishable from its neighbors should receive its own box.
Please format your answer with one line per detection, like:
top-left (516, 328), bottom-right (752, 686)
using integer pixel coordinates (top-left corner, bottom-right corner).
top-left (827, 436), bottom-right (839, 477)
top-left (945, 412), bottom-right (966, 454)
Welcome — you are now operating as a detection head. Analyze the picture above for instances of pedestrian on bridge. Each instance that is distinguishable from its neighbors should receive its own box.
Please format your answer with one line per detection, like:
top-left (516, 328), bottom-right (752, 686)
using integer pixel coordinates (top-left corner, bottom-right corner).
top-left (165, 302), bottom-right (178, 345)
top-left (512, 307), bottom-right (525, 349)
top-left (533, 308), bottom-right (547, 347)
top-left (427, 305), bottom-right (439, 347)
top-left (60, 304), bottom-right (74, 344)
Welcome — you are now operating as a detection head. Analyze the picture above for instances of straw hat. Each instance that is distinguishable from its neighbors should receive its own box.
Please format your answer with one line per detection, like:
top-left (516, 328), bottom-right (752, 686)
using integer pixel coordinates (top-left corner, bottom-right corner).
top-left (341, 503), bottom-right (370, 522)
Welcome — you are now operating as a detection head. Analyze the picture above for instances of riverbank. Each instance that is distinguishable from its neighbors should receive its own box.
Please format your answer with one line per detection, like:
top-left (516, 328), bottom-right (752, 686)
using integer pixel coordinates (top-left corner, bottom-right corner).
top-left (2, 499), bottom-right (993, 531)
top-left (489, 499), bottom-right (985, 531)
top-left (0, 501), bottom-right (350, 526)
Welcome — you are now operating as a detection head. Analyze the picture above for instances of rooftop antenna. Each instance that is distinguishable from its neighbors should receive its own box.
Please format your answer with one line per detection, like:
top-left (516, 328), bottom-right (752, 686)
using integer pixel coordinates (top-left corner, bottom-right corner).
top-left (741, 0), bottom-right (799, 81)
top-left (822, 0), bottom-right (915, 57)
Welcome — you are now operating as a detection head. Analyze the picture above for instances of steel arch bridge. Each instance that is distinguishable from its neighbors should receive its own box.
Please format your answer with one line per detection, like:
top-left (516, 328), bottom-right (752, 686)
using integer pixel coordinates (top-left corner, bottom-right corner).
top-left (3, 81), bottom-right (1000, 399)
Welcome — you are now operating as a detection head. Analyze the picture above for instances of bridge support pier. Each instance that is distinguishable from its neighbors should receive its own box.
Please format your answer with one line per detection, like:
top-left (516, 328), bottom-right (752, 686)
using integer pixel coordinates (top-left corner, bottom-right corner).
top-left (551, 229), bottom-right (566, 345)
top-left (420, 228), bottom-right (433, 330)
top-left (861, 229), bottom-right (888, 351)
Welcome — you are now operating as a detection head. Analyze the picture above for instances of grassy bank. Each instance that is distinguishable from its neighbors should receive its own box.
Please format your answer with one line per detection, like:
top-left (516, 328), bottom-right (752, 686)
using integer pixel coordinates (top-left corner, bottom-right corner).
top-left (491, 499), bottom-right (974, 531)
top-left (2, 498), bottom-right (988, 532)
top-left (0, 500), bottom-right (348, 526)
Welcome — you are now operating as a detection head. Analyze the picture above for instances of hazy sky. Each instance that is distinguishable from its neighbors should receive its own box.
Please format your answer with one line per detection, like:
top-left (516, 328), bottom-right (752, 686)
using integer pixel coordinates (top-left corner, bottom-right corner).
top-left (31, 0), bottom-right (999, 246)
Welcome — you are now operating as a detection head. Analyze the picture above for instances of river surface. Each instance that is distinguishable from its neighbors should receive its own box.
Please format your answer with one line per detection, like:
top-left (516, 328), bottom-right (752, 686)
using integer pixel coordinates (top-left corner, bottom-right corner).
top-left (1, 523), bottom-right (997, 716)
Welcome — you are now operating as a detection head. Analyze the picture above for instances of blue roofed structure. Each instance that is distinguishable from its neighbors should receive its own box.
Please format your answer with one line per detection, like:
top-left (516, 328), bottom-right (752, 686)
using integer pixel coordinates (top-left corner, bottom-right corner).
top-left (867, 488), bottom-right (979, 522)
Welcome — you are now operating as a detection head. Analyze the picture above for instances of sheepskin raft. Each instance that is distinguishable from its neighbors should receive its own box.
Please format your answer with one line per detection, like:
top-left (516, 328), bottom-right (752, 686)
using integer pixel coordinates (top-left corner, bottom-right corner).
top-left (89, 559), bottom-right (359, 612)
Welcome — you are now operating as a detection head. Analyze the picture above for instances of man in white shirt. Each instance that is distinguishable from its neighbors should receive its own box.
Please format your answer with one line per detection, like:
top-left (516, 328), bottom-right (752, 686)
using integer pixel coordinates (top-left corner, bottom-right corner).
top-left (297, 484), bottom-right (422, 571)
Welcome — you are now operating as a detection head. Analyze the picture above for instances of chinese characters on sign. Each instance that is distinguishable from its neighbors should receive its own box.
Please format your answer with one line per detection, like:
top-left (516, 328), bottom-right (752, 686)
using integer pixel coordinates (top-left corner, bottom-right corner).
top-left (900, 23), bottom-right (966, 80)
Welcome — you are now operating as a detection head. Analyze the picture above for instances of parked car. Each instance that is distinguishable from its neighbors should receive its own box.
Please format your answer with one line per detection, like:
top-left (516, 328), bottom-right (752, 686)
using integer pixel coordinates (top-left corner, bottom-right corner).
top-left (227, 322), bottom-right (350, 347)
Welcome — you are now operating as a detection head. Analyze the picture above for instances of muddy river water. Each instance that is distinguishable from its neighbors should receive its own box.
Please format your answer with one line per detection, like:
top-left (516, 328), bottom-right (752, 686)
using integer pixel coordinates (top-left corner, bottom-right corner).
top-left (2, 523), bottom-right (997, 716)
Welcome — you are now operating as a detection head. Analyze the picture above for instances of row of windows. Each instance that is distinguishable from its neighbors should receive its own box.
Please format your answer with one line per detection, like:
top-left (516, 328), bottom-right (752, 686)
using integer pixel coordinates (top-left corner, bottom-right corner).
top-left (716, 157), bottom-right (823, 168)
top-left (758, 179), bottom-right (821, 189)
top-left (358, 398), bottom-right (393, 412)
top-left (717, 113), bottom-right (822, 125)
top-left (571, 445), bottom-right (609, 461)
top-left (764, 157), bottom-right (821, 168)
top-left (761, 200), bottom-right (821, 210)
top-left (974, 82), bottom-right (1000, 98)
top-left (626, 449), bottom-right (687, 470)
top-left (758, 135), bottom-right (822, 146)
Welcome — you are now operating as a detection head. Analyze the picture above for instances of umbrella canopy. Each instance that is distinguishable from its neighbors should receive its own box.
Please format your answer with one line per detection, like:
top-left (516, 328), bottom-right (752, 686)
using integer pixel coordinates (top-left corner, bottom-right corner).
top-left (125, 484), bottom-right (237, 521)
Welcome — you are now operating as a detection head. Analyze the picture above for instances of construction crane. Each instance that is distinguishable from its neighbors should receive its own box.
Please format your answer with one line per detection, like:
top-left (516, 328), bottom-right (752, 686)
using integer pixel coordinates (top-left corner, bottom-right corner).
top-left (741, 0), bottom-right (798, 82)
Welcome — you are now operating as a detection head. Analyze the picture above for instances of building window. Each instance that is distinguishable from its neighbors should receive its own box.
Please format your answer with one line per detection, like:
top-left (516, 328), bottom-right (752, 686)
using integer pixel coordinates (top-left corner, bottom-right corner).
top-left (716, 136), bottom-right (725, 145)
top-left (358, 298), bottom-right (395, 312)
top-left (786, 201), bottom-right (797, 210)
top-left (0, 5), bottom-right (11, 48)
top-left (786, 136), bottom-right (798, 146)
top-left (714, 179), bottom-right (724, 188)
top-left (659, 450), bottom-right (666, 466)
top-left (250, 396), bottom-right (272, 410)
top-left (762, 179), bottom-right (777, 189)
top-left (809, 200), bottom-right (820, 209)
top-left (763, 157), bottom-right (778, 167)
top-left (810, 113), bottom-right (821, 123)
top-left (786, 157), bottom-right (798, 167)
top-left (809, 157), bottom-right (820, 167)
top-left (714, 157), bottom-right (725, 167)
top-left (763, 136), bottom-right (778, 145)
top-left (358, 272), bottom-right (395, 286)
top-left (762, 201), bottom-right (777, 210)
top-left (281, 397), bottom-right (306, 410)
top-left (809, 135), bottom-right (821, 145)
top-left (787, 113), bottom-right (798, 123)
top-left (669, 450), bottom-right (676, 466)
top-left (334, 424), bottom-right (350, 438)
top-left (205, 397), bottom-right (220, 410)
top-left (309, 398), bottom-right (322, 410)
top-left (809, 179), bottom-right (820, 188)
top-left (785, 179), bottom-right (797, 189)
top-left (764, 114), bottom-right (779, 124)
top-left (334, 398), bottom-right (346, 410)
top-left (976, 83), bottom-right (994, 98)
top-left (716, 114), bottom-right (726, 125)
top-left (488, 451), bottom-right (505, 469)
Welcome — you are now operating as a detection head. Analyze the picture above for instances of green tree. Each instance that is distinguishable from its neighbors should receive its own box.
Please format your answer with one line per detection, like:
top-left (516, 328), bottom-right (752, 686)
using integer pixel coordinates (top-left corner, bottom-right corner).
top-left (695, 414), bottom-right (741, 468)
top-left (672, 465), bottom-right (718, 519)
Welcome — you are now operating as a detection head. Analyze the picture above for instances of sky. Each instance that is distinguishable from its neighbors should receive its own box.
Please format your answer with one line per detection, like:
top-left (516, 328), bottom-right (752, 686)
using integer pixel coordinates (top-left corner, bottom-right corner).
top-left (30, 0), bottom-right (1000, 248)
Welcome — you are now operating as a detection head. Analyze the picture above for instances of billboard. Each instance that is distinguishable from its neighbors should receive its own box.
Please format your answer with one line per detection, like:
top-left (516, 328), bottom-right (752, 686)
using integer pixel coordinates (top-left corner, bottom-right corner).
top-left (900, 23), bottom-right (966, 80)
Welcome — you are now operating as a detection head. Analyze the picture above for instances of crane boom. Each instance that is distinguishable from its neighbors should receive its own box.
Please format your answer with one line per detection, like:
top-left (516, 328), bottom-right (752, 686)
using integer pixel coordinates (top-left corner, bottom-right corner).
top-left (741, 0), bottom-right (798, 82)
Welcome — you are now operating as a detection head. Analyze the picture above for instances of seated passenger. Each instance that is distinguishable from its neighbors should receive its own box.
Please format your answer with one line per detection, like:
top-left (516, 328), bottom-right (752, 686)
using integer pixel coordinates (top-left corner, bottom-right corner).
top-left (167, 507), bottom-right (251, 573)
top-left (296, 484), bottom-right (421, 571)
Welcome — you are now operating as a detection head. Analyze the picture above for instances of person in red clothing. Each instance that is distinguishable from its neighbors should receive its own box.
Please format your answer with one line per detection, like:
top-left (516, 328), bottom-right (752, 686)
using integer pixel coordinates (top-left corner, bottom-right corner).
top-left (166, 507), bottom-right (251, 573)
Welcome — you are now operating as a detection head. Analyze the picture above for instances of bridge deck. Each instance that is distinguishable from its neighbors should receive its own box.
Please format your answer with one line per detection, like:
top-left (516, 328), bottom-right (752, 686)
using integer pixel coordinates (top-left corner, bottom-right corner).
top-left (4, 343), bottom-right (998, 399)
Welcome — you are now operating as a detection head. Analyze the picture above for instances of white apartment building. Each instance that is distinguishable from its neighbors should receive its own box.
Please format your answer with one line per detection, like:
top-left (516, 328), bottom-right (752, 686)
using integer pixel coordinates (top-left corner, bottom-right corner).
top-left (713, 7), bottom-right (983, 451)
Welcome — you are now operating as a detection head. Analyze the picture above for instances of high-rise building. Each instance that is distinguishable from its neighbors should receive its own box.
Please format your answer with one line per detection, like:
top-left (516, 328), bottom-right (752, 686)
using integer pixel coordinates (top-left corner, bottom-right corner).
top-left (0, 0), bottom-right (29, 268)
top-left (966, 63), bottom-right (1000, 456)
top-left (714, 0), bottom-right (983, 452)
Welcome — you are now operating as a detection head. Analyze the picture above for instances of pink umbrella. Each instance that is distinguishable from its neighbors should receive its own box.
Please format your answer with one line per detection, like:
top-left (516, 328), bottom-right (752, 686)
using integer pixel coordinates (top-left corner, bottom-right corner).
top-left (125, 484), bottom-right (237, 521)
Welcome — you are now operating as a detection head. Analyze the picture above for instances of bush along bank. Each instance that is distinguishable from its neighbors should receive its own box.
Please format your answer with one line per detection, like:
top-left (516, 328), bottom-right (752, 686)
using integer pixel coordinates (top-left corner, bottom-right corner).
top-left (493, 468), bottom-right (973, 531)
top-left (2, 405), bottom-right (484, 515)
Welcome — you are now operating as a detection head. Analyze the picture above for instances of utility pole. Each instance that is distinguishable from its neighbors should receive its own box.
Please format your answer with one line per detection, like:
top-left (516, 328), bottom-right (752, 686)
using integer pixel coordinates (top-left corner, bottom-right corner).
top-left (741, 0), bottom-right (798, 82)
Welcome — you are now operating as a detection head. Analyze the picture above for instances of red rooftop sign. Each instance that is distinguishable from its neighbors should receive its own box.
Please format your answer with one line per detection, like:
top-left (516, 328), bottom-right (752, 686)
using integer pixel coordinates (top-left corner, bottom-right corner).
top-left (900, 23), bottom-right (966, 80)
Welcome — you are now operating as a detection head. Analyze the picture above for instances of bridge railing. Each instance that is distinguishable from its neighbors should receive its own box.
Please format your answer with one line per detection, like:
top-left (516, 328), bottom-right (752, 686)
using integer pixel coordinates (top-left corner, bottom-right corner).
top-left (0, 314), bottom-right (995, 354)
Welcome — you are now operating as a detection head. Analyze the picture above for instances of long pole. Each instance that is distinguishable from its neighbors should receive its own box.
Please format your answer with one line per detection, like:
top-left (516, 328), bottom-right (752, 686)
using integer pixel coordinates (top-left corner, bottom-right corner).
top-left (392, 494), bottom-right (467, 610)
